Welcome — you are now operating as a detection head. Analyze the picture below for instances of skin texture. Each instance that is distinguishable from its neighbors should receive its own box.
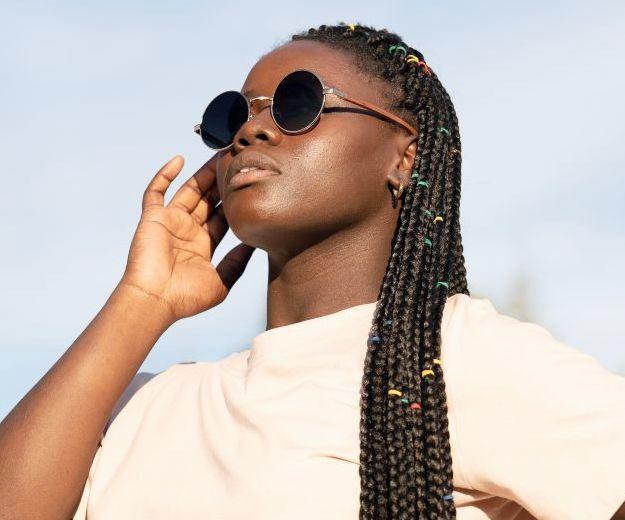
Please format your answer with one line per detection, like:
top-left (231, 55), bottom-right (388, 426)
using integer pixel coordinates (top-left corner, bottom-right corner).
top-left (214, 39), bottom-right (418, 330)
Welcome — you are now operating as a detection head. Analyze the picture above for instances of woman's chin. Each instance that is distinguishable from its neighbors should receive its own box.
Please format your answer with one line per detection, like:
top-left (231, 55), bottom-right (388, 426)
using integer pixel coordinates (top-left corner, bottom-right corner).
top-left (224, 194), bottom-right (282, 247)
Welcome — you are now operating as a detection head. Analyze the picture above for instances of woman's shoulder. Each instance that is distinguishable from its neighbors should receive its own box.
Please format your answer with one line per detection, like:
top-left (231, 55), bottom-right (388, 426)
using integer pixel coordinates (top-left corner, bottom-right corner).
top-left (441, 293), bottom-right (625, 519)
top-left (440, 291), bottom-right (617, 400)
top-left (442, 292), bottom-right (569, 361)
top-left (103, 353), bottom-right (246, 437)
top-left (443, 292), bottom-right (531, 333)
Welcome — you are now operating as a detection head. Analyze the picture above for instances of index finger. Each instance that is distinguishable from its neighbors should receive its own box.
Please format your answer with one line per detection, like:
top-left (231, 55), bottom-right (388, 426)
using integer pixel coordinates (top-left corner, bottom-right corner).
top-left (167, 151), bottom-right (222, 213)
top-left (142, 155), bottom-right (185, 211)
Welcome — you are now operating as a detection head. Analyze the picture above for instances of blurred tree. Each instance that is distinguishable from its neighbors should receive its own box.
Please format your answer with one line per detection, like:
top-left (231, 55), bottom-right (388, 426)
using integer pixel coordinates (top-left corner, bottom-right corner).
top-left (467, 271), bottom-right (535, 323)
top-left (505, 271), bottom-right (535, 323)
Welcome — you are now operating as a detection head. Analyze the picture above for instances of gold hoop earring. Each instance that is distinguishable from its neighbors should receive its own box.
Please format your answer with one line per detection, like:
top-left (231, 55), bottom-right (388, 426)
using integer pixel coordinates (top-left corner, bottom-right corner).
top-left (391, 183), bottom-right (405, 209)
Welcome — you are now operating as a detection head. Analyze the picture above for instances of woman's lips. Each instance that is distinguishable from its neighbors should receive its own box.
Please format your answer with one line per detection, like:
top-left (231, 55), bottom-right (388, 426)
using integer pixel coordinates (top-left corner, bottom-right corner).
top-left (227, 169), bottom-right (280, 190)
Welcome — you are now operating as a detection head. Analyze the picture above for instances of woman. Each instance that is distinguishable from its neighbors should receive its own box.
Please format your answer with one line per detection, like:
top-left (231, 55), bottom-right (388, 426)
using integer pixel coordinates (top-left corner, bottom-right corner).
top-left (1, 22), bottom-right (624, 520)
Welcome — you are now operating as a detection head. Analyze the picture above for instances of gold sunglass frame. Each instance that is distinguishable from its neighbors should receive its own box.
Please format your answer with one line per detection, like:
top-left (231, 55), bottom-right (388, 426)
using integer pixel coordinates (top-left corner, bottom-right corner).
top-left (194, 68), bottom-right (418, 151)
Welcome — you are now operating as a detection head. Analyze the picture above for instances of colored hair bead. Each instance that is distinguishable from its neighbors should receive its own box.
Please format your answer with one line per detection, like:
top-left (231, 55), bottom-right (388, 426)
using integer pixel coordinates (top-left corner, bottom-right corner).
top-left (400, 397), bottom-right (409, 404)
top-left (388, 44), bottom-right (407, 56)
top-left (423, 209), bottom-right (433, 217)
top-left (409, 402), bottom-right (422, 410)
top-left (405, 54), bottom-right (432, 76)
top-left (433, 215), bottom-right (444, 223)
top-left (388, 389), bottom-right (403, 397)
top-left (411, 172), bottom-right (419, 179)
top-left (347, 23), bottom-right (356, 31)
top-left (422, 369), bottom-right (434, 377)
top-left (436, 281), bottom-right (449, 289)
top-left (417, 180), bottom-right (429, 188)
top-left (368, 335), bottom-right (380, 346)
top-left (433, 358), bottom-right (442, 365)
top-left (439, 127), bottom-right (450, 135)
top-left (443, 493), bottom-right (454, 501)
top-left (424, 237), bottom-right (432, 248)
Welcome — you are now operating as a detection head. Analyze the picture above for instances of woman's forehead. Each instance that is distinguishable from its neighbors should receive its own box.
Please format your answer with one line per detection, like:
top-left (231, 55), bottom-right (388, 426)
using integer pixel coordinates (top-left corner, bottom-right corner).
top-left (241, 40), bottom-right (389, 105)
top-left (241, 41), bottom-right (346, 94)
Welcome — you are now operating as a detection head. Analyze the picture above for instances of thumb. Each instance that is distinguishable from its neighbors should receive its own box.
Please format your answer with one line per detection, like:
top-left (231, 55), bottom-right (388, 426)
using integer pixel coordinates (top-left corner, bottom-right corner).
top-left (215, 242), bottom-right (256, 293)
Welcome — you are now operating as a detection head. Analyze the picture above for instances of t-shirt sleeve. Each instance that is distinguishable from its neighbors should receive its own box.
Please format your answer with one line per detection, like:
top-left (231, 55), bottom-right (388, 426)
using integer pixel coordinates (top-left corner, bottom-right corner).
top-left (448, 296), bottom-right (625, 520)
top-left (71, 371), bottom-right (158, 520)
top-left (102, 371), bottom-right (158, 437)
top-left (71, 442), bottom-right (103, 520)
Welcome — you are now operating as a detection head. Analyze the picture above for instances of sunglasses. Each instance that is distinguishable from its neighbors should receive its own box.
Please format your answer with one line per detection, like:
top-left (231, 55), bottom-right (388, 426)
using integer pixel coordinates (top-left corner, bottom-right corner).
top-left (193, 68), bottom-right (418, 151)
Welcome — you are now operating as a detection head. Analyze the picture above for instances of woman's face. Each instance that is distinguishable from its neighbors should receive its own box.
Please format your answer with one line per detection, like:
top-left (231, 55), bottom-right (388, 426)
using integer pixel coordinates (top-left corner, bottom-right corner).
top-left (215, 39), bottom-right (416, 258)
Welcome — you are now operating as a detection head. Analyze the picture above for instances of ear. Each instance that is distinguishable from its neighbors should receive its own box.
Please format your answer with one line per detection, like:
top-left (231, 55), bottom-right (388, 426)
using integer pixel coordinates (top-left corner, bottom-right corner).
top-left (387, 135), bottom-right (418, 191)
top-left (386, 136), bottom-right (418, 208)
top-left (398, 136), bottom-right (418, 174)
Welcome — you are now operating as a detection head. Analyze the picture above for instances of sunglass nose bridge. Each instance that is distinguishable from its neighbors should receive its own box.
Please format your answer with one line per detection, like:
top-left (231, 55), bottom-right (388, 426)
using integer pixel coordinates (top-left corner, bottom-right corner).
top-left (248, 95), bottom-right (273, 117)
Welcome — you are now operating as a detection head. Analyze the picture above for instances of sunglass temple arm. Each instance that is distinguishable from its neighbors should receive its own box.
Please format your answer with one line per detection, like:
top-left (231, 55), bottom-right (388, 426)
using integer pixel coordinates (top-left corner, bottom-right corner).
top-left (323, 87), bottom-right (418, 136)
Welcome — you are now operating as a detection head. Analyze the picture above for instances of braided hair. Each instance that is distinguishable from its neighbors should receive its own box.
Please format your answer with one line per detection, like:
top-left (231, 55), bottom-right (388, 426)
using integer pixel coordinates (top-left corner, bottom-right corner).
top-left (289, 23), bottom-right (470, 519)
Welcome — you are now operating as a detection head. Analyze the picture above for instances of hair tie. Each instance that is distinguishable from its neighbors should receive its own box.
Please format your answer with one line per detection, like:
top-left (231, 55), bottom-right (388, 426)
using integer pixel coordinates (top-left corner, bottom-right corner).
top-left (421, 369), bottom-right (434, 377)
top-left (405, 54), bottom-right (433, 76)
top-left (436, 281), bottom-right (449, 289)
top-left (391, 394), bottom-right (422, 410)
top-left (424, 237), bottom-right (432, 248)
top-left (433, 215), bottom-right (444, 223)
top-left (423, 208), bottom-right (433, 217)
top-left (347, 23), bottom-right (356, 31)
top-left (442, 493), bottom-right (454, 502)
top-left (411, 172), bottom-right (419, 180)
top-left (384, 318), bottom-right (392, 325)
top-left (433, 358), bottom-right (442, 365)
top-left (368, 335), bottom-right (380, 346)
top-left (388, 44), bottom-right (407, 56)
top-left (439, 127), bottom-right (450, 136)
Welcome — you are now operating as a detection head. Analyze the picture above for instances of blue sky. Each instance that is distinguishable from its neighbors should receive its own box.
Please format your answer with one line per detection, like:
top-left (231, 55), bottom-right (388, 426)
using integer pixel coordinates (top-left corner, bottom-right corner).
top-left (1, 0), bottom-right (624, 418)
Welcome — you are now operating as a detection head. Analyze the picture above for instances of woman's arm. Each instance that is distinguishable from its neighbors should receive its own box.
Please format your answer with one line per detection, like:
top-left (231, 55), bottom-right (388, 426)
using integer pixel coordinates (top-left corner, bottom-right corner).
top-left (0, 281), bottom-right (174, 520)
top-left (612, 501), bottom-right (625, 520)
top-left (0, 153), bottom-right (253, 519)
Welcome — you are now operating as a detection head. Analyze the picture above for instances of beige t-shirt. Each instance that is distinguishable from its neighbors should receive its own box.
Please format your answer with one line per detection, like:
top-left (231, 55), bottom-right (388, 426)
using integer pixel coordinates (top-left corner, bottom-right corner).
top-left (72, 294), bottom-right (625, 519)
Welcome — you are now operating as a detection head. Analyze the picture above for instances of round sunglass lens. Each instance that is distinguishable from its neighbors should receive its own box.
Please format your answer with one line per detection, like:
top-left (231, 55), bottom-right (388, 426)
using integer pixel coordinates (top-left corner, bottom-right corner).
top-left (273, 70), bottom-right (324, 132)
top-left (199, 91), bottom-right (248, 149)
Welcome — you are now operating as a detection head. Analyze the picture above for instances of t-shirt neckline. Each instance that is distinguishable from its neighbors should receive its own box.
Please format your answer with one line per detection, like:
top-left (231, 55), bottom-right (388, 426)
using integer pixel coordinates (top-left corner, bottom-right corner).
top-left (247, 300), bottom-right (379, 367)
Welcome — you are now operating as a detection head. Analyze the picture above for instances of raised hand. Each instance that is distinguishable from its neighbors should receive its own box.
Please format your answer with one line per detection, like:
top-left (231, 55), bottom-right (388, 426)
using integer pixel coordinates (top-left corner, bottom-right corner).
top-left (120, 154), bottom-right (255, 324)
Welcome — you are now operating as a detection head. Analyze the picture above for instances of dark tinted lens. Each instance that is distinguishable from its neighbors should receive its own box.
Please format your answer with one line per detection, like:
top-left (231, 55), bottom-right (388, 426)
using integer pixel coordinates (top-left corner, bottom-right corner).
top-left (273, 70), bottom-right (324, 132)
top-left (200, 91), bottom-right (248, 149)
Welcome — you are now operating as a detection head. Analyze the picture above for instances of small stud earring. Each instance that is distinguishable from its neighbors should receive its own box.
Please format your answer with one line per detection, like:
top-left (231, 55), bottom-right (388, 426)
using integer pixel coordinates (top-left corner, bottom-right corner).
top-left (391, 183), bottom-right (405, 209)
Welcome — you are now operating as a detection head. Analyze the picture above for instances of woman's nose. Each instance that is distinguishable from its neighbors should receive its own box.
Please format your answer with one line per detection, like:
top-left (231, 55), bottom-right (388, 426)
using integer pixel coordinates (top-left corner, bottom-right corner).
top-left (232, 107), bottom-right (282, 152)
